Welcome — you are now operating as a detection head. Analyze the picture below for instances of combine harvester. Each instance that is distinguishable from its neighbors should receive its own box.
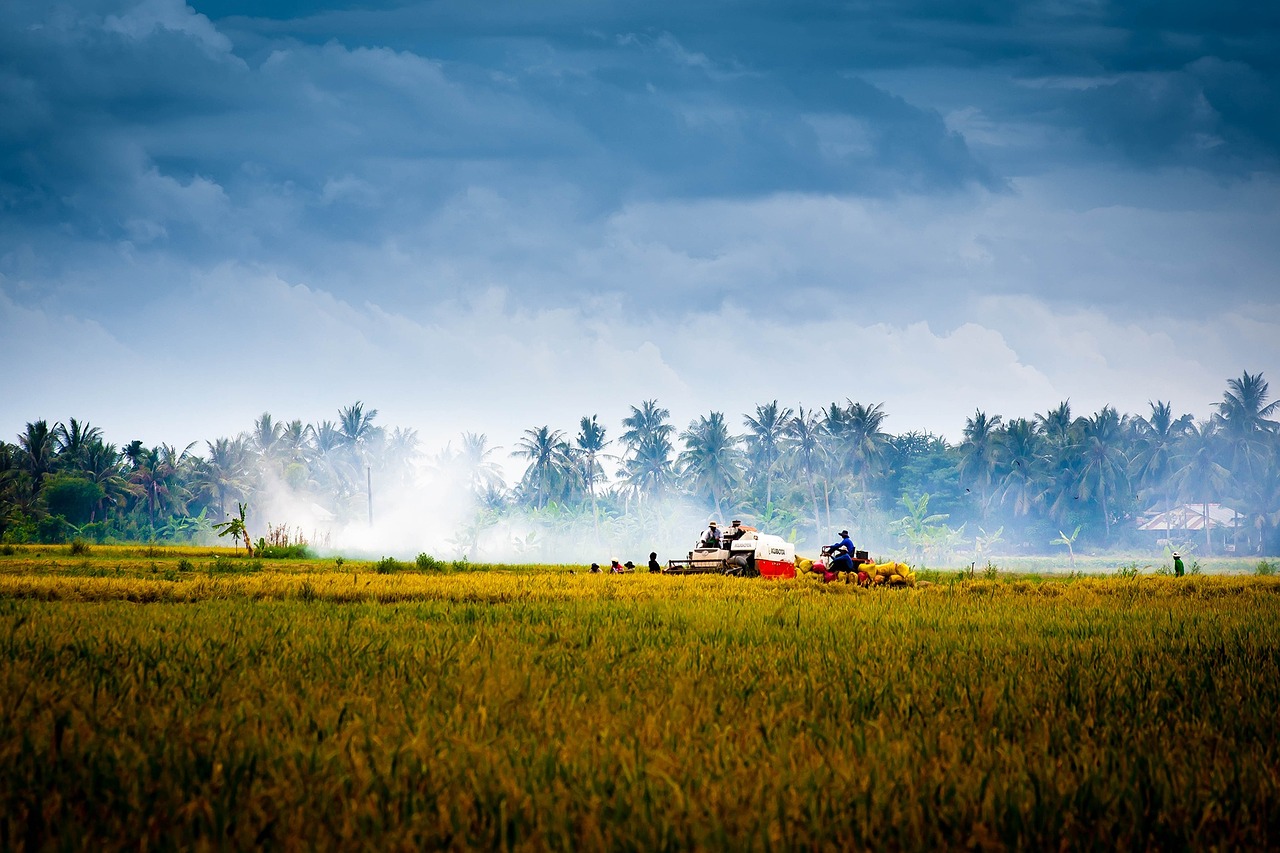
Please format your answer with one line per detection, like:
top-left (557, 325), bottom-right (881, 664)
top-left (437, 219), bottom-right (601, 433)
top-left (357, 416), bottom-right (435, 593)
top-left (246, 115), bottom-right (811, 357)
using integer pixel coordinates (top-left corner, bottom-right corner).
top-left (664, 526), bottom-right (796, 579)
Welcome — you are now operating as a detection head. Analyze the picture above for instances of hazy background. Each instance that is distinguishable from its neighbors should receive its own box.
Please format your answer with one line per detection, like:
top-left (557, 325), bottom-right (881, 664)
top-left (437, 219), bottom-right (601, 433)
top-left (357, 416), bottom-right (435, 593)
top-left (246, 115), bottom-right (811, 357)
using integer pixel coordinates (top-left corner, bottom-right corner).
top-left (3, 0), bottom-right (1278, 456)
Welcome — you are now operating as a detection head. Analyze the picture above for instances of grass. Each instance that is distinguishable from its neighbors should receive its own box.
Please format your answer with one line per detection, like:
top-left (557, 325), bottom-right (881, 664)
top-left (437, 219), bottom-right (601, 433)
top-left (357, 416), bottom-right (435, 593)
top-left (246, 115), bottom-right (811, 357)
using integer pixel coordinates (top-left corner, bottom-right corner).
top-left (1, 548), bottom-right (1278, 848)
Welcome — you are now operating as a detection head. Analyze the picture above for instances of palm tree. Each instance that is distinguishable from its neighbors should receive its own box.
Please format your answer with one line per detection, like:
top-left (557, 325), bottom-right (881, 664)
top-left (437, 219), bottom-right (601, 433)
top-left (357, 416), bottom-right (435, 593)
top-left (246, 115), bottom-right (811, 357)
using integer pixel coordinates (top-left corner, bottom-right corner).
top-left (459, 432), bottom-right (506, 496)
top-left (1036, 401), bottom-right (1075, 449)
top-left (251, 413), bottom-right (284, 468)
top-left (743, 401), bottom-right (792, 509)
top-left (384, 427), bottom-right (420, 487)
top-left (512, 427), bottom-right (575, 509)
top-left (783, 406), bottom-right (828, 541)
top-left (677, 412), bottom-right (743, 520)
top-left (621, 401), bottom-right (675, 500)
top-left (280, 420), bottom-right (312, 464)
top-left (575, 416), bottom-right (609, 533)
top-left (1129, 401), bottom-right (1194, 540)
top-left (338, 401), bottom-right (379, 447)
top-left (54, 418), bottom-right (103, 472)
top-left (18, 420), bottom-right (59, 498)
top-left (194, 437), bottom-right (251, 521)
top-left (842, 401), bottom-right (891, 494)
top-left (997, 418), bottom-right (1044, 518)
top-left (1214, 371), bottom-right (1279, 485)
top-left (1075, 406), bottom-right (1129, 542)
top-left (130, 442), bottom-right (198, 531)
top-left (958, 410), bottom-right (1003, 524)
top-left (1170, 420), bottom-right (1231, 554)
top-left (80, 439), bottom-right (132, 521)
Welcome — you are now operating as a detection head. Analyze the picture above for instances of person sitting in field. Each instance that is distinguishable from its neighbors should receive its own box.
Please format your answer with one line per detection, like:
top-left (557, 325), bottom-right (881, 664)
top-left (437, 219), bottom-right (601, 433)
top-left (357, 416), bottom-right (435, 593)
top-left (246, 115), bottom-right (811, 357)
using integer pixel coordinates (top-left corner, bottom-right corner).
top-left (611, 559), bottom-right (628, 573)
top-left (589, 562), bottom-right (602, 574)
top-left (624, 560), bottom-right (635, 571)
top-left (648, 552), bottom-right (661, 573)
top-left (698, 520), bottom-right (721, 548)
top-left (828, 529), bottom-right (856, 576)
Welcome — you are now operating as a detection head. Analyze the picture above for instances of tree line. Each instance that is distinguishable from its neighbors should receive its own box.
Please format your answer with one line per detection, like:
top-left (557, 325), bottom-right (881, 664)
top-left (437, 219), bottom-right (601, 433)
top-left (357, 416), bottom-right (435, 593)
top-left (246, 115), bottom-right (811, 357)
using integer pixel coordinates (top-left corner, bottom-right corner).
top-left (2, 372), bottom-right (1277, 559)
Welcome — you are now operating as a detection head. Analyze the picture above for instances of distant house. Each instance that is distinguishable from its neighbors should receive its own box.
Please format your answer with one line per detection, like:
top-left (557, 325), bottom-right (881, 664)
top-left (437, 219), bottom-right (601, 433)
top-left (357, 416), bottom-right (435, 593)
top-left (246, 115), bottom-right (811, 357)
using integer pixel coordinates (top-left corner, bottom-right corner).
top-left (1137, 503), bottom-right (1243, 553)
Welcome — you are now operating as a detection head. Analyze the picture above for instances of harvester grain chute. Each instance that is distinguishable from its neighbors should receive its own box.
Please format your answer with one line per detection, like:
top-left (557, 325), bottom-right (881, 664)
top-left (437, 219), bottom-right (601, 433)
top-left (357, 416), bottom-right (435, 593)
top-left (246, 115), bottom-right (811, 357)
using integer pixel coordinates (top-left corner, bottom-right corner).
top-left (664, 527), bottom-right (796, 579)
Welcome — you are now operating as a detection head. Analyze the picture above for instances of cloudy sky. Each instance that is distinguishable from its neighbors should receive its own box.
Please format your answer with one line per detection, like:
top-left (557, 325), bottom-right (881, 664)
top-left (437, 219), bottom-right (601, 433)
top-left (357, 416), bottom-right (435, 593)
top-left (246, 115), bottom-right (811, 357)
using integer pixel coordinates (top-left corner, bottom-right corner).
top-left (3, 0), bottom-right (1278, 456)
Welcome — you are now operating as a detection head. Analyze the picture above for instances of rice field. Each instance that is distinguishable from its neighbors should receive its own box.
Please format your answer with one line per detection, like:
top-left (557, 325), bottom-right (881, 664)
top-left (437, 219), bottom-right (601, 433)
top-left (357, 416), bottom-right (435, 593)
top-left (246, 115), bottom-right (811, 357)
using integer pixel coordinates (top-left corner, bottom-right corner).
top-left (2, 545), bottom-right (1278, 849)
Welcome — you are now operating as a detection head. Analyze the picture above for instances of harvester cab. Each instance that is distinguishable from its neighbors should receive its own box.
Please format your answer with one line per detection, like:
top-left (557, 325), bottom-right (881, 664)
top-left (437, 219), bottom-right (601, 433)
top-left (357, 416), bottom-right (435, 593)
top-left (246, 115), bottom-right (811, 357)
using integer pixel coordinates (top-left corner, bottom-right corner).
top-left (664, 528), bottom-right (796, 578)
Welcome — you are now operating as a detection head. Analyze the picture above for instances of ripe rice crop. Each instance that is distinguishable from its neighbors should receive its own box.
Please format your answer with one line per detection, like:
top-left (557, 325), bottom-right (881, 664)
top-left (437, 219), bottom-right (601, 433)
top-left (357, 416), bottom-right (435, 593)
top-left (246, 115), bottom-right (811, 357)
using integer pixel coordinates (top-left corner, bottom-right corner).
top-left (1, 552), bottom-right (1278, 848)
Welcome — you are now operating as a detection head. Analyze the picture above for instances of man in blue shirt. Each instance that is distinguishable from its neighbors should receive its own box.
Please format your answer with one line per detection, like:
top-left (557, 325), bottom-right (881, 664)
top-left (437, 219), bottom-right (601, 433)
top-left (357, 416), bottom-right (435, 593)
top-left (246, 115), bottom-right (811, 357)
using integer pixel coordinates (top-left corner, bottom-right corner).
top-left (828, 529), bottom-right (856, 575)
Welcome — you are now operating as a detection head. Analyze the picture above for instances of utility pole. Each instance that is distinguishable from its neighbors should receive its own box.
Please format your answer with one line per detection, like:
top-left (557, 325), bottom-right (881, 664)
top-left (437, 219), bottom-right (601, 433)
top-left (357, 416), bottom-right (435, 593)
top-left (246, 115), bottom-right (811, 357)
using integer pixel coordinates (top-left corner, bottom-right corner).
top-left (367, 465), bottom-right (373, 526)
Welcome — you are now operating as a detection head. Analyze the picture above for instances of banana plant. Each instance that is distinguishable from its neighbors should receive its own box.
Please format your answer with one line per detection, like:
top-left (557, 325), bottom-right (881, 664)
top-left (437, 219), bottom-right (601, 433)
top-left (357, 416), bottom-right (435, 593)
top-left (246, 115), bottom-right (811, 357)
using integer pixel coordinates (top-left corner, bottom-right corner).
top-left (213, 502), bottom-right (253, 555)
top-left (1051, 525), bottom-right (1082, 568)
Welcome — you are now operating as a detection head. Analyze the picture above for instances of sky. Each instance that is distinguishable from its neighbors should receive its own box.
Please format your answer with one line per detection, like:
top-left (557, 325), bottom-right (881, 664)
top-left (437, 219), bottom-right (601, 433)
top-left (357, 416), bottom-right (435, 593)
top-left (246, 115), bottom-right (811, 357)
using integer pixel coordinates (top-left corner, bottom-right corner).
top-left (3, 0), bottom-right (1279, 460)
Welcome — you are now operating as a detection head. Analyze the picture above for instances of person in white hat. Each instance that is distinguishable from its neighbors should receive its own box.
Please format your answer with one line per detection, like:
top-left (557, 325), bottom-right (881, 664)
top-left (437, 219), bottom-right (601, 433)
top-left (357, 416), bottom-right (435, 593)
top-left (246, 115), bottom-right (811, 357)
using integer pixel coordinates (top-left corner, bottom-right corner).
top-left (699, 520), bottom-right (722, 548)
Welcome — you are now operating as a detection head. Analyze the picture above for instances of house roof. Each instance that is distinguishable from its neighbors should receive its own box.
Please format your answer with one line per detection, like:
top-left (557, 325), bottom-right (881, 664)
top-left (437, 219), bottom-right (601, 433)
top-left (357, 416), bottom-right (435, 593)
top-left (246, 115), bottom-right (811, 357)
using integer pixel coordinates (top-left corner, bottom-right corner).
top-left (1137, 503), bottom-right (1242, 531)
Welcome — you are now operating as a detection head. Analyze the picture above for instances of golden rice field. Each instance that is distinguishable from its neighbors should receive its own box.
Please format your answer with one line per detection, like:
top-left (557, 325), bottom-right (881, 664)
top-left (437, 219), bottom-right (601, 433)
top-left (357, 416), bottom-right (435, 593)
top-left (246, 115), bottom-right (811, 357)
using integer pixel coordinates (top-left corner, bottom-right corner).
top-left (2, 545), bottom-right (1278, 849)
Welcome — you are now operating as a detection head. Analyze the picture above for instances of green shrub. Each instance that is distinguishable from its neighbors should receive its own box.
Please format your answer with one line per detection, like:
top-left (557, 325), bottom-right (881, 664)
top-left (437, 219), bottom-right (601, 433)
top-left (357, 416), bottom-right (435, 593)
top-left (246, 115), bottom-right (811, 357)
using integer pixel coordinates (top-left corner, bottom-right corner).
top-left (415, 553), bottom-right (443, 571)
top-left (1, 544), bottom-right (15, 556)
top-left (1257, 560), bottom-right (1276, 576)
top-left (177, 559), bottom-right (194, 572)
top-left (375, 556), bottom-right (402, 574)
top-left (69, 539), bottom-right (91, 556)
top-left (451, 557), bottom-right (470, 572)
top-left (334, 556), bottom-right (345, 568)
top-left (257, 543), bottom-right (314, 559)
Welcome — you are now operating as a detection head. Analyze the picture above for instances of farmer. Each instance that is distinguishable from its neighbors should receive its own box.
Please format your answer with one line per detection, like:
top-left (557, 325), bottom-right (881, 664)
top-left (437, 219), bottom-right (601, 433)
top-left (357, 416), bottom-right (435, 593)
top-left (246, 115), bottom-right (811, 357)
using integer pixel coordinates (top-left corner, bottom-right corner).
top-left (1173, 551), bottom-right (1185, 577)
top-left (589, 562), bottom-right (602, 574)
top-left (699, 520), bottom-right (721, 548)
top-left (828, 529), bottom-right (856, 575)
top-left (724, 519), bottom-right (747, 542)
top-left (648, 551), bottom-right (661, 573)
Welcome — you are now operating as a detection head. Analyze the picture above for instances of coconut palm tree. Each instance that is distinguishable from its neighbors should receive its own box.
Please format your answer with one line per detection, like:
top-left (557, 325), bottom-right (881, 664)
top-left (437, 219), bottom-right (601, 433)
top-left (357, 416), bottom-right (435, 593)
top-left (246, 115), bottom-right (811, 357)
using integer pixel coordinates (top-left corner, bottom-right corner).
top-left (621, 401), bottom-right (675, 501)
top-left (575, 416), bottom-right (609, 534)
top-left (18, 420), bottom-right (59, 498)
top-left (1169, 420), bottom-right (1231, 554)
top-left (251, 412), bottom-right (284, 468)
top-left (958, 410), bottom-right (1003, 524)
top-left (1036, 400), bottom-right (1076, 450)
top-left (384, 427), bottom-right (420, 487)
top-left (338, 401), bottom-right (380, 448)
top-left (743, 401), bottom-right (792, 509)
top-left (997, 418), bottom-right (1045, 518)
top-left (1214, 370), bottom-right (1279, 485)
top-left (193, 437), bottom-right (251, 522)
top-left (54, 418), bottom-right (103, 473)
top-left (280, 420), bottom-right (312, 464)
top-left (678, 412), bottom-right (743, 520)
top-left (513, 427), bottom-right (575, 509)
top-left (458, 432), bottom-right (505, 496)
top-left (842, 401), bottom-right (891, 494)
top-left (127, 443), bottom-right (197, 533)
top-left (783, 406), bottom-right (828, 541)
top-left (1075, 406), bottom-right (1130, 542)
top-left (80, 439), bottom-right (132, 521)
top-left (1129, 401), bottom-right (1194, 538)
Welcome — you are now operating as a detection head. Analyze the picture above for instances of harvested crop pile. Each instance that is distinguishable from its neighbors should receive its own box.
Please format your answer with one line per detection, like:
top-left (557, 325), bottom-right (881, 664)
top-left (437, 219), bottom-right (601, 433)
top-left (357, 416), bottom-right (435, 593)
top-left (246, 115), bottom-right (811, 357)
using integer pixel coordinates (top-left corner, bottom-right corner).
top-left (867, 561), bottom-right (915, 586)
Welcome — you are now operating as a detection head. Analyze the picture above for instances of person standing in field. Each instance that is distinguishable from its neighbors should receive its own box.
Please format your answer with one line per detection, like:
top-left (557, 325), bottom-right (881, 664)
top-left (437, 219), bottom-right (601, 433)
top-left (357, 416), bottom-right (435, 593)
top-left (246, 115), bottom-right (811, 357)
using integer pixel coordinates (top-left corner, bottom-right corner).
top-left (648, 552), bottom-right (661, 573)
top-left (1173, 551), bottom-right (1185, 577)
